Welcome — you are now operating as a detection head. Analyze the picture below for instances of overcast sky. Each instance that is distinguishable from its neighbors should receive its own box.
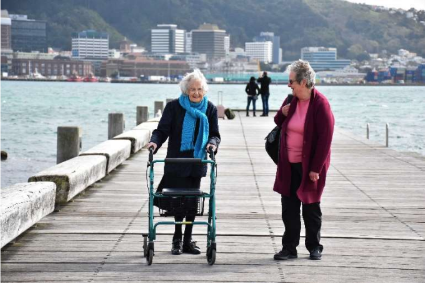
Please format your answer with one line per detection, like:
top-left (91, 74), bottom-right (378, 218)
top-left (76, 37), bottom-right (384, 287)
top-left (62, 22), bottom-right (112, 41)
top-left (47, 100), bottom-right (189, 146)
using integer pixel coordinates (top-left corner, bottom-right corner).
top-left (343, 0), bottom-right (425, 10)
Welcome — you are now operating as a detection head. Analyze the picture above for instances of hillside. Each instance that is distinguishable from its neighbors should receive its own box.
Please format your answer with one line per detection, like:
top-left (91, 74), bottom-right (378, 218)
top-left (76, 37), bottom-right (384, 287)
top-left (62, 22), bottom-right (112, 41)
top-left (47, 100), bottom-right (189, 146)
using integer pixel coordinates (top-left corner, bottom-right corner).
top-left (3, 0), bottom-right (425, 60)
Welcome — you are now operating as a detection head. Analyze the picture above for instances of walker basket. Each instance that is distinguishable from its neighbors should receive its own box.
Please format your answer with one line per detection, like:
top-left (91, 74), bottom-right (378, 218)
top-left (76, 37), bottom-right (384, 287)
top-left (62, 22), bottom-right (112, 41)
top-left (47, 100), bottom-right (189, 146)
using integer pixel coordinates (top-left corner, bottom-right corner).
top-left (156, 188), bottom-right (205, 217)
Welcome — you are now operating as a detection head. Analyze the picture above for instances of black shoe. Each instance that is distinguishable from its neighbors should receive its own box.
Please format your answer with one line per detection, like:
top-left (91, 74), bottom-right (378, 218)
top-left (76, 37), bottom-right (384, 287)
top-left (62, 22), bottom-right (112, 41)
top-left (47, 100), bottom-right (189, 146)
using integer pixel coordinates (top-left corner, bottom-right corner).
top-left (183, 240), bottom-right (201, 255)
top-left (274, 249), bottom-right (297, 260)
top-left (260, 114), bottom-right (265, 117)
top-left (309, 247), bottom-right (322, 260)
top-left (171, 239), bottom-right (183, 255)
top-left (246, 114), bottom-right (249, 117)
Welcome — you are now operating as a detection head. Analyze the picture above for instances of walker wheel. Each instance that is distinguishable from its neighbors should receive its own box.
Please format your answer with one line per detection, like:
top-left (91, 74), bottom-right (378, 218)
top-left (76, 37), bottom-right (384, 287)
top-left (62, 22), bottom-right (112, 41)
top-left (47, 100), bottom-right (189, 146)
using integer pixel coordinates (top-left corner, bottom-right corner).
top-left (147, 248), bottom-right (154, 265)
top-left (207, 247), bottom-right (216, 265)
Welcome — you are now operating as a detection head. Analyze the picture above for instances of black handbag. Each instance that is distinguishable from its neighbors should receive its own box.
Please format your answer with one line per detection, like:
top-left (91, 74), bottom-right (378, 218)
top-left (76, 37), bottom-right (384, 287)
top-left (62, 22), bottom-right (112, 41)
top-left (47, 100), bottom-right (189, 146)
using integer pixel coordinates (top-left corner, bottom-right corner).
top-left (265, 126), bottom-right (281, 164)
top-left (264, 94), bottom-right (293, 165)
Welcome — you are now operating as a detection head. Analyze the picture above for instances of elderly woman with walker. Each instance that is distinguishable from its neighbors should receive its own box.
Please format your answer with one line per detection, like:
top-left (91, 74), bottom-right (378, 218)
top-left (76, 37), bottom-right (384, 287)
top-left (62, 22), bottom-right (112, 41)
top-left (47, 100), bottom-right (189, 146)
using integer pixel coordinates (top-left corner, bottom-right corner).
top-left (146, 69), bottom-right (221, 258)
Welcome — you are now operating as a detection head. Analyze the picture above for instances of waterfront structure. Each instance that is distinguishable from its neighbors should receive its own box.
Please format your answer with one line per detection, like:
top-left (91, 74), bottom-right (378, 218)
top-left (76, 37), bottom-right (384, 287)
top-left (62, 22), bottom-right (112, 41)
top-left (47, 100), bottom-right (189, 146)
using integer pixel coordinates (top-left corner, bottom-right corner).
top-left (108, 49), bottom-right (121, 59)
top-left (151, 24), bottom-right (185, 54)
top-left (254, 32), bottom-right (281, 64)
top-left (301, 47), bottom-right (351, 71)
top-left (10, 14), bottom-right (47, 53)
top-left (100, 56), bottom-right (190, 78)
top-left (11, 54), bottom-right (92, 77)
top-left (71, 30), bottom-right (109, 59)
top-left (192, 24), bottom-right (226, 60)
top-left (1, 10), bottom-right (12, 52)
top-left (245, 41), bottom-right (273, 63)
top-left (224, 35), bottom-right (230, 57)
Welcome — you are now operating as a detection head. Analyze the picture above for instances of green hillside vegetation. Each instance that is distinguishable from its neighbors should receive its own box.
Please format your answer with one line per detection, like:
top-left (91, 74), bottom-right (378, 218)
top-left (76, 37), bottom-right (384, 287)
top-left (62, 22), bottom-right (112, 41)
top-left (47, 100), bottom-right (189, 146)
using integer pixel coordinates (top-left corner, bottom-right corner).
top-left (3, 0), bottom-right (425, 59)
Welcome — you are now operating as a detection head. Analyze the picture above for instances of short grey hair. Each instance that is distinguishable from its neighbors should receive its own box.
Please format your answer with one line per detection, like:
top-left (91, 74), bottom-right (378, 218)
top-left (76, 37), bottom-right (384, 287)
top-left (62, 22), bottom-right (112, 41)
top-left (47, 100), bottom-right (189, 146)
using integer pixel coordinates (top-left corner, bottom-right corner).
top-left (286, 60), bottom-right (316, 89)
top-left (179, 69), bottom-right (209, 95)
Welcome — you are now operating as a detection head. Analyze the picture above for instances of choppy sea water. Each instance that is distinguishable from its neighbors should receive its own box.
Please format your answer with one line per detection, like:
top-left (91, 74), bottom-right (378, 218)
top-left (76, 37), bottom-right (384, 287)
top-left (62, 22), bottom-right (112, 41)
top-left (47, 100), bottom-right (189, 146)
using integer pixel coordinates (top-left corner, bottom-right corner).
top-left (1, 81), bottom-right (425, 188)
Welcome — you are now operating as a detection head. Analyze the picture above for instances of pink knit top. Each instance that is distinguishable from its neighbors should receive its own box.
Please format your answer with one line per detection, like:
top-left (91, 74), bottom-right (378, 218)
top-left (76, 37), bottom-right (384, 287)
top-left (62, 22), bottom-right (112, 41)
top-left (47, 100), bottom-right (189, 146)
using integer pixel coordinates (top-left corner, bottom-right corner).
top-left (286, 99), bottom-right (310, 163)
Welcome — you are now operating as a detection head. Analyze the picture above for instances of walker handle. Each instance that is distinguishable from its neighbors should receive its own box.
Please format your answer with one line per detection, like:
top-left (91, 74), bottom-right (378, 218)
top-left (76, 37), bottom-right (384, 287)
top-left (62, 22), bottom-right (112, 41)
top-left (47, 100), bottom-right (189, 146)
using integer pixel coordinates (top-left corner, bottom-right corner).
top-left (165, 158), bottom-right (202, 164)
top-left (208, 146), bottom-right (215, 161)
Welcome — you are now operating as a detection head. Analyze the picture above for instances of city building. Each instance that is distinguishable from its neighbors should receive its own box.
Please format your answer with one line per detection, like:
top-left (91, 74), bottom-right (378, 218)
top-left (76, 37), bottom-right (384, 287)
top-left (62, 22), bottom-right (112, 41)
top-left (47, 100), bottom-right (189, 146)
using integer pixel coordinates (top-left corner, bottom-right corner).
top-left (108, 49), bottom-right (121, 59)
top-left (245, 41), bottom-right (273, 63)
top-left (10, 52), bottom-right (92, 77)
top-left (301, 47), bottom-right (351, 71)
top-left (224, 35), bottom-right (230, 57)
top-left (192, 24), bottom-right (226, 60)
top-left (254, 32), bottom-right (281, 64)
top-left (71, 30), bottom-right (109, 59)
top-left (120, 37), bottom-right (132, 53)
top-left (151, 24), bottom-right (185, 54)
top-left (1, 10), bottom-right (12, 52)
top-left (100, 55), bottom-right (191, 78)
top-left (185, 32), bottom-right (192, 53)
top-left (71, 30), bottom-right (109, 76)
top-left (10, 14), bottom-right (47, 52)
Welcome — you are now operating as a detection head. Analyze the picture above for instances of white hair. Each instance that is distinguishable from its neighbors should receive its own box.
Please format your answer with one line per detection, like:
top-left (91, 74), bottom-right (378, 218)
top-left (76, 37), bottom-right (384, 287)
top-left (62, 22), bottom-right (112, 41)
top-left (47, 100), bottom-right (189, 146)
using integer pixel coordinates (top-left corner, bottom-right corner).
top-left (179, 69), bottom-right (209, 94)
top-left (286, 59), bottom-right (316, 89)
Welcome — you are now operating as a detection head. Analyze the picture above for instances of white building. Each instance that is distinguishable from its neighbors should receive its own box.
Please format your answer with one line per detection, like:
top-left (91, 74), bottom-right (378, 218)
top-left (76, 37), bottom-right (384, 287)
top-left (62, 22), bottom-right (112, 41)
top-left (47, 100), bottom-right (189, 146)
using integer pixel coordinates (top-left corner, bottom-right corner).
top-left (151, 24), bottom-right (185, 54)
top-left (224, 35), bottom-right (230, 56)
top-left (245, 41), bottom-right (272, 63)
top-left (71, 30), bottom-right (109, 59)
top-left (108, 49), bottom-right (121, 59)
top-left (185, 32), bottom-right (192, 53)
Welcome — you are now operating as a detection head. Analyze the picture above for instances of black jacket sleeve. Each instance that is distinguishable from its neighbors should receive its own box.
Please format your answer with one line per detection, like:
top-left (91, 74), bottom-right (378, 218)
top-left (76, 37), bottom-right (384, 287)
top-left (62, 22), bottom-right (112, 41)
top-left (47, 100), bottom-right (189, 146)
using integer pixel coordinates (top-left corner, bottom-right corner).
top-left (150, 102), bottom-right (173, 154)
top-left (208, 104), bottom-right (221, 151)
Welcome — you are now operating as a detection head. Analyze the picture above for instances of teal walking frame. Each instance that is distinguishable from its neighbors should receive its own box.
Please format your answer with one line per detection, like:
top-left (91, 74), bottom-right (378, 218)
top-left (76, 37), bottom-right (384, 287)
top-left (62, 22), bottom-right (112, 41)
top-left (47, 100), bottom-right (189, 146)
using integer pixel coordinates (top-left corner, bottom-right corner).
top-left (143, 147), bottom-right (217, 265)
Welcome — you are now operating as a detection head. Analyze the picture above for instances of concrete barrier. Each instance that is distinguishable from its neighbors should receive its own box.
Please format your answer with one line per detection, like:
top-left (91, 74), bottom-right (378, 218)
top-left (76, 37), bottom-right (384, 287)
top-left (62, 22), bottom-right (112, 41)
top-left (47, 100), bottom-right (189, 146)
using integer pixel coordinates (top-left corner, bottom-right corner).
top-left (29, 155), bottom-right (107, 204)
top-left (80, 140), bottom-right (131, 174)
top-left (1, 182), bottom-right (56, 248)
top-left (113, 130), bottom-right (150, 154)
top-left (133, 121), bottom-right (159, 138)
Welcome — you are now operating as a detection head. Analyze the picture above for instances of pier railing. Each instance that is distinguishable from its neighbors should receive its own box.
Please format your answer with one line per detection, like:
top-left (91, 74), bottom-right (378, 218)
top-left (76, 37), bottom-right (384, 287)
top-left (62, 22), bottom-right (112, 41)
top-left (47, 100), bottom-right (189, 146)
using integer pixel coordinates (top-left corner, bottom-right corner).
top-left (0, 101), bottom-right (165, 248)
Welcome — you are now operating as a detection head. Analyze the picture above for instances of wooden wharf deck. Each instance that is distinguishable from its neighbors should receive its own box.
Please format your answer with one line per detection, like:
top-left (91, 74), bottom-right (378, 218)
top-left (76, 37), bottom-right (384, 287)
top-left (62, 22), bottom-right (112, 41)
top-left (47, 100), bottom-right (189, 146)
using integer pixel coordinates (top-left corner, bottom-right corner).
top-left (1, 112), bottom-right (425, 283)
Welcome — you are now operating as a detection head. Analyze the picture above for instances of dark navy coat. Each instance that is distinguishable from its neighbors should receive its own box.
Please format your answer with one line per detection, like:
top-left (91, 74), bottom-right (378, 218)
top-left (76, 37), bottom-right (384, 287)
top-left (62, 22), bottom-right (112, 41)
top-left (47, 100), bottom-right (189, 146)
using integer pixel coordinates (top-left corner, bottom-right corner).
top-left (150, 98), bottom-right (221, 178)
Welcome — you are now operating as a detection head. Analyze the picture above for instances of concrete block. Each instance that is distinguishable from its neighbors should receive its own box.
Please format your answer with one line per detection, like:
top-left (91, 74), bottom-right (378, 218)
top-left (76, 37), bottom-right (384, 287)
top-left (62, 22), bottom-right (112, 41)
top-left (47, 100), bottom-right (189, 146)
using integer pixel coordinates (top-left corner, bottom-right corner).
top-left (1, 182), bottom-right (56, 248)
top-left (147, 116), bottom-right (161, 122)
top-left (133, 121), bottom-right (159, 138)
top-left (80, 140), bottom-right (131, 174)
top-left (29, 155), bottom-right (107, 204)
top-left (113, 130), bottom-right (150, 154)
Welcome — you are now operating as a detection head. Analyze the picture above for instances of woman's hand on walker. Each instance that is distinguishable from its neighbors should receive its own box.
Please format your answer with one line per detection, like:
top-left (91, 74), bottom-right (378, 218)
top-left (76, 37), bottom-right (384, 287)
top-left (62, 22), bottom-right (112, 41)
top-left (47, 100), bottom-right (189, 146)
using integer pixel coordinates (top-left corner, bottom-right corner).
top-left (206, 144), bottom-right (217, 152)
top-left (147, 142), bottom-right (157, 150)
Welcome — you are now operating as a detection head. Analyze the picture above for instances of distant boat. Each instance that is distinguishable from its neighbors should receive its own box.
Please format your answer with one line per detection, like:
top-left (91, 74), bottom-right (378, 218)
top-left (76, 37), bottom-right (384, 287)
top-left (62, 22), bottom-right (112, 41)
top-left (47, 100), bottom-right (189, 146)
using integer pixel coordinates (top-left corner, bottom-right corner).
top-left (83, 73), bottom-right (98, 82)
top-left (67, 74), bottom-right (83, 82)
top-left (99, 77), bottom-right (111, 83)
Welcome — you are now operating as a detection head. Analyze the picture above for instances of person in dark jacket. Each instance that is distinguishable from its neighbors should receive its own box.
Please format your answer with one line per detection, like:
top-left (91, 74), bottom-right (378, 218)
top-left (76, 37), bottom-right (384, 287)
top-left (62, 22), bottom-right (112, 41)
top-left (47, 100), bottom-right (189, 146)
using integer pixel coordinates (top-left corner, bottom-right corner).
top-left (273, 60), bottom-right (334, 261)
top-left (147, 69), bottom-right (221, 256)
top-left (245, 76), bottom-right (260, 117)
top-left (257, 71), bottom-right (272, 116)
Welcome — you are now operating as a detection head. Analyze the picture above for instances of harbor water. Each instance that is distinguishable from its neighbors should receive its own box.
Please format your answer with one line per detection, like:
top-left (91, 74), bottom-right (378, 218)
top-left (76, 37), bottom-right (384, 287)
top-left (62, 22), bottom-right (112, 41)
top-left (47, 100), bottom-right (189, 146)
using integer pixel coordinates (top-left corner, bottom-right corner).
top-left (1, 81), bottom-right (425, 188)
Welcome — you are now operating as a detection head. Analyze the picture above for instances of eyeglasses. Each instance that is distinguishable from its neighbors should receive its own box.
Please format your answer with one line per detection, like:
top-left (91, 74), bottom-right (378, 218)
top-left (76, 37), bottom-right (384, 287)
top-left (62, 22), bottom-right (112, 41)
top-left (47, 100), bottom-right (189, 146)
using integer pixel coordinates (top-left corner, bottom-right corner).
top-left (289, 79), bottom-right (297, 85)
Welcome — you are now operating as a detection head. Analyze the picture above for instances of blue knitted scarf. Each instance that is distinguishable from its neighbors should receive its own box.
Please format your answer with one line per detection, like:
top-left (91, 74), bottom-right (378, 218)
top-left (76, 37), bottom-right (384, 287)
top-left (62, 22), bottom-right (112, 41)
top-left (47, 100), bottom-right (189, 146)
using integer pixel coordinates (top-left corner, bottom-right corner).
top-left (178, 94), bottom-right (209, 159)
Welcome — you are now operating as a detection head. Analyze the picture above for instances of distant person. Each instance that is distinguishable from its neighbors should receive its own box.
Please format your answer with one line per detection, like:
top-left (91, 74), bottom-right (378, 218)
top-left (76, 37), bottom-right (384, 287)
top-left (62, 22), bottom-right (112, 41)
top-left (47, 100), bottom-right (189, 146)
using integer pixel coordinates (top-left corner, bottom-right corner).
top-left (272, 60), bottom-right (334, 261)
top-left (147, 69), bottom-right (221, 256)
top-left (257, 71), bottom-right (272, 116)
top-left (245, 76), bottom-right (260, 117)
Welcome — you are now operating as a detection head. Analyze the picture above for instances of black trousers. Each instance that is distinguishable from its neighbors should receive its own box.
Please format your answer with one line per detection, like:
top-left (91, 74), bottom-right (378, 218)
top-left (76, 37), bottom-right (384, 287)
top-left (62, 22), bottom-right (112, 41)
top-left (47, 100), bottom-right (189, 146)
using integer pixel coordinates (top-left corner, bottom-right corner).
top-left (281, 163), bottom-right (323, 254)
top-left (157, 175), bottom-right (201, 242)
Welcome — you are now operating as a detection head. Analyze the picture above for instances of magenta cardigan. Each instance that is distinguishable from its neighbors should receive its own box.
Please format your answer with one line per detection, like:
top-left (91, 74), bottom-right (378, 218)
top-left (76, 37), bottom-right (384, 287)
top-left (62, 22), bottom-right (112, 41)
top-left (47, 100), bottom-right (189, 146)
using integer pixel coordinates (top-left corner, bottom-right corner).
top-left (273, 88), bottom-right (335, 204)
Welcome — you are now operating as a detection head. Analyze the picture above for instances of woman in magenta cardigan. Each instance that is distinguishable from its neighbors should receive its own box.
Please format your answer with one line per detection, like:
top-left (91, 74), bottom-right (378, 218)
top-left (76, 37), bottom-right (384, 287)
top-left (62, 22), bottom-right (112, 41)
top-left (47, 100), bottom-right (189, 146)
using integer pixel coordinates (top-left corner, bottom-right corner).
top-left (273, 60), bottom-right (334, 261)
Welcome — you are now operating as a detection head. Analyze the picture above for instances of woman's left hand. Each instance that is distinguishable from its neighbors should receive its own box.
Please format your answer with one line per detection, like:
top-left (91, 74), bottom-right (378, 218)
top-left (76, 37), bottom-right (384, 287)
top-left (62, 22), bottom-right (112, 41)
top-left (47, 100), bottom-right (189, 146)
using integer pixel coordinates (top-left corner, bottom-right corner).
top-left (309, 171), bottom-right (319, 182)
top-left (206, 144), bottom-right (217, 152)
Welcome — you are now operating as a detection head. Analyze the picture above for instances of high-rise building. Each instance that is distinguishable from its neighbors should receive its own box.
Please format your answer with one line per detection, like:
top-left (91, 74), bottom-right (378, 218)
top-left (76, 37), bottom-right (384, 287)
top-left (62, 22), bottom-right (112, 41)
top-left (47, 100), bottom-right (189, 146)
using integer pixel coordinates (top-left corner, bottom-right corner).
top-left (1, 10), bottom-right (12, 52)
top-left (245, 41), bottom-right (273, 63)
top-left (185, 32), bottom-right (192, 53)
top-left (224, 35), bottom-right (230, 56)
top-left (151, 24), bottom-right (185, 54)
top-left (254, 32), bottom-right (281, 64)
top-left (71, 30), bottom-right (109, 59)
top-left (192, 24), bottom-right (226, 60)
top-left (10, 14), bottom-right (47, 52)
top-left (301, 47), bottom-right (351, 71)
